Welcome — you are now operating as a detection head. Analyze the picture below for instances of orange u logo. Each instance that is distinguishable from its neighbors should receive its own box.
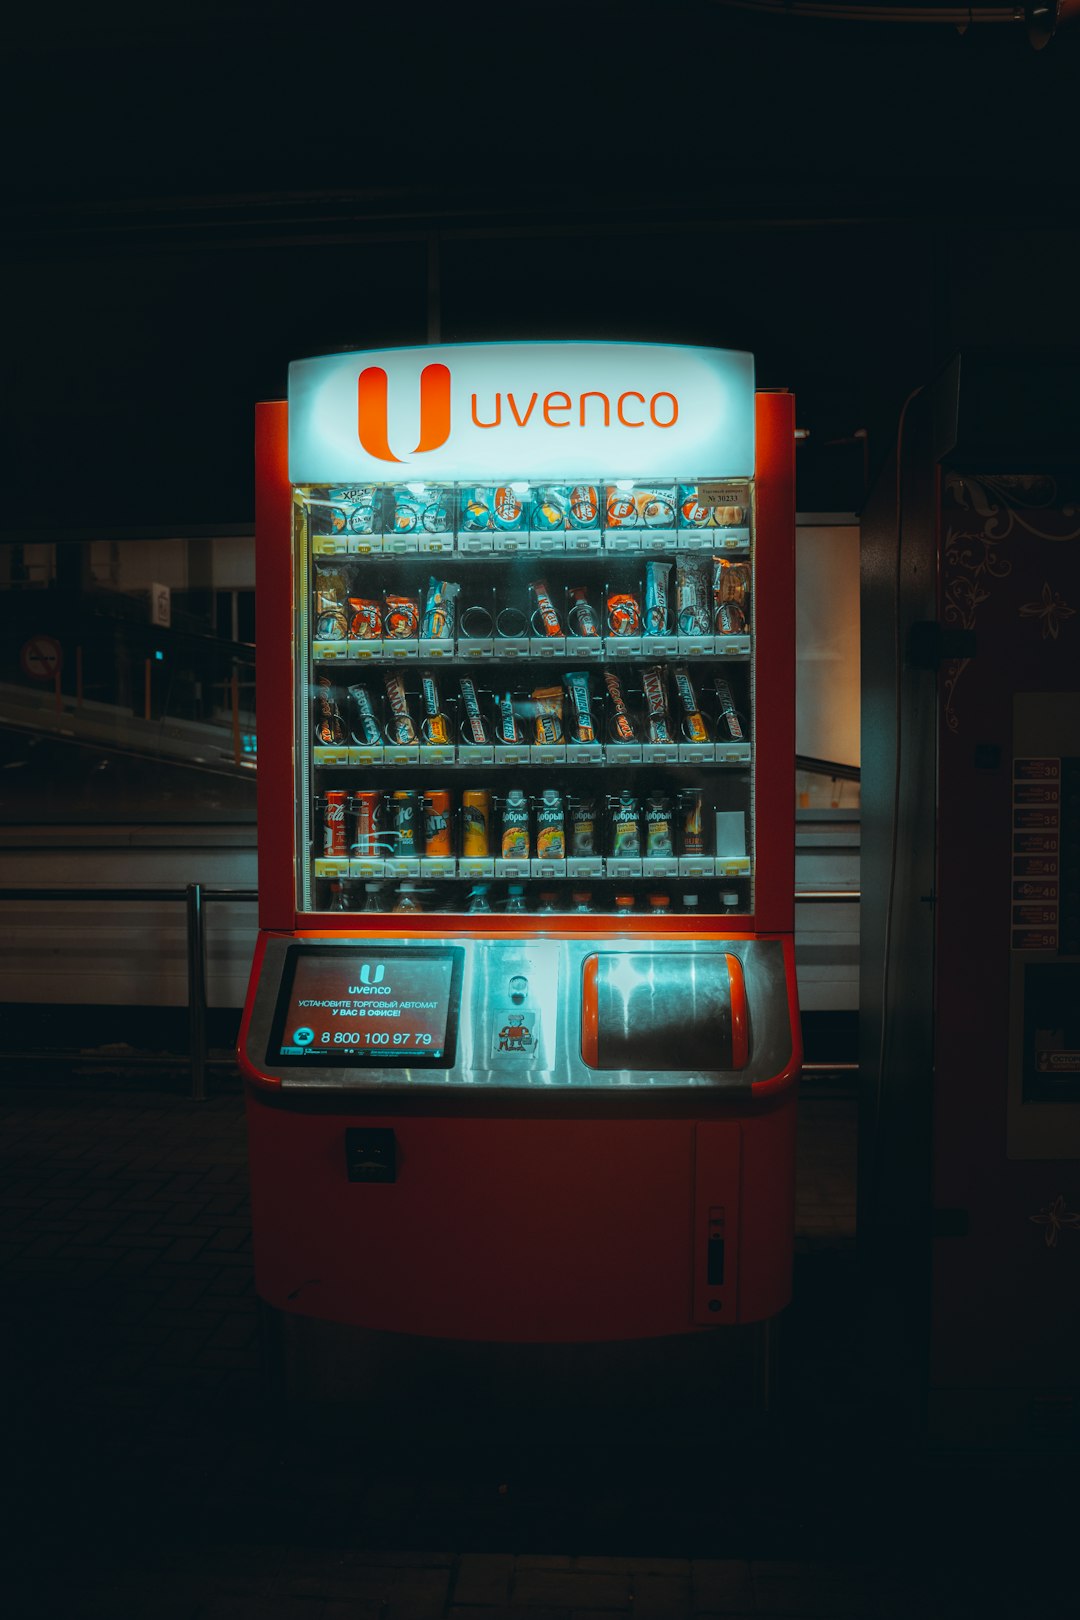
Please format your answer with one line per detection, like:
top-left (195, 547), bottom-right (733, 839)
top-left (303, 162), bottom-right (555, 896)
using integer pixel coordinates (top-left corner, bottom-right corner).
top-left (357, 362), bottom-right (451, 462)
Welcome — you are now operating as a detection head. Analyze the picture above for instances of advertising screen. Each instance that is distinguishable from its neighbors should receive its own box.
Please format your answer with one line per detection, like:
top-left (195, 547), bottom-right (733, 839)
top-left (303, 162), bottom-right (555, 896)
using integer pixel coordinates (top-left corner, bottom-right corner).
top-left (268, 946), bottom-right (464, 1068)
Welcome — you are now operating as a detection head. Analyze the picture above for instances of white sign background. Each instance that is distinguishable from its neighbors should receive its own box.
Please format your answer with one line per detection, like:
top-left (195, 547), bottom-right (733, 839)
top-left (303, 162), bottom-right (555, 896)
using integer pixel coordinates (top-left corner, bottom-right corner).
top-left (288, 341), bottom-right (755, 484)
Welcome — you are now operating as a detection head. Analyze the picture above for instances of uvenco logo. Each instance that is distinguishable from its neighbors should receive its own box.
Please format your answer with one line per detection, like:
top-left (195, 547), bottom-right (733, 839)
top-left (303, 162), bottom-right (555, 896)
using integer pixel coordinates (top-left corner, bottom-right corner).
top-left (357, 363), bottom-right (451, 463)
top-left (289, 342), bottom-right (755, 485)
top-left (358, 963), bottom-right (385, 985)
top-left (357, 362), bottom-right (679, 461)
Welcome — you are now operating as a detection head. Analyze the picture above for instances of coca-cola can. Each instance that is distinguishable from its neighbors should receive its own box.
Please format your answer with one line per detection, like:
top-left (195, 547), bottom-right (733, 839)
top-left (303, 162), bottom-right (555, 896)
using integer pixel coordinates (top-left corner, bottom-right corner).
top-left (349, 791), bottom-right (383, 857)
top-left (322, 791), bottom-right (348, 857)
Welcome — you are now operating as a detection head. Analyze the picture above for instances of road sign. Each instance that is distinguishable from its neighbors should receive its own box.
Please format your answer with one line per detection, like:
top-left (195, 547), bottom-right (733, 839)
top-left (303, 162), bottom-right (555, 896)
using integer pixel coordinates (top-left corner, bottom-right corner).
top-left (20, 635), bottom-right (63, 681)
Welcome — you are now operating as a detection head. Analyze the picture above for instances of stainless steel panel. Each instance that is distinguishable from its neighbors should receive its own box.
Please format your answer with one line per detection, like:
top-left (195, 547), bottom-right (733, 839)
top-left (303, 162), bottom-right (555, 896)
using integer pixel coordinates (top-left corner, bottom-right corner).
top-left (591, 951), bottom-right (735, 1072)
top-left (246, 933), bottom-right (795, 1092)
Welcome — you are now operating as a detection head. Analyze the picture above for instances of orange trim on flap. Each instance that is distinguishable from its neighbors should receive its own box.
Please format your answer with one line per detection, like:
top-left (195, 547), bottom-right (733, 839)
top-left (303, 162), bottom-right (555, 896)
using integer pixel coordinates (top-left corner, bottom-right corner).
top-left (582, 955), bottom-right (599, 1069)
top-left (726, 952), bottom-right (748, 1070)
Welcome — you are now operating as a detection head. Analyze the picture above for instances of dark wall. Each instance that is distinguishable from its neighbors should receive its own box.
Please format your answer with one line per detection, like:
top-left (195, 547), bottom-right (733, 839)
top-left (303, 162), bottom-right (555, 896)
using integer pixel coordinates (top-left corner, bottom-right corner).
top-left (5, 5), bottom-right (1079, 529)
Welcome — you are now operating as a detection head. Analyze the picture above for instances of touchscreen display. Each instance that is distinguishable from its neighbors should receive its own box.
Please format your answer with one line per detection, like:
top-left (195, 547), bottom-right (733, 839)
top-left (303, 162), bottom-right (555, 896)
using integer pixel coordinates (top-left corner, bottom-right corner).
top-left (268, 946), bottom-right (464, 1068)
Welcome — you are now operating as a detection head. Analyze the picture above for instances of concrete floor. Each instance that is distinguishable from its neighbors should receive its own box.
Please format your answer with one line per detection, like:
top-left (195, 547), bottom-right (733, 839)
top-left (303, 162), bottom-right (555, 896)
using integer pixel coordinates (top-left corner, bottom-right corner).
top-left (0, 1073), bottom-right (1070, 1619)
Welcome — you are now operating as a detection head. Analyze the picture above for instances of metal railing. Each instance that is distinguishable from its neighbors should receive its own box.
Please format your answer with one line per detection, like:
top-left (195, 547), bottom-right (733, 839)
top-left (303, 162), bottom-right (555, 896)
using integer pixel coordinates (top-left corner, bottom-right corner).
top-left (0, 885), bottom-right (859, 1098)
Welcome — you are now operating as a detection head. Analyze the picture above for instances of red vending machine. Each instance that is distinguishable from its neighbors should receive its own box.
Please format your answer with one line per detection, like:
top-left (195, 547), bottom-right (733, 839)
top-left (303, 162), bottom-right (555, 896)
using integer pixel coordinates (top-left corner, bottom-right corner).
top-left (240, 342), bottom-right (800, 1343)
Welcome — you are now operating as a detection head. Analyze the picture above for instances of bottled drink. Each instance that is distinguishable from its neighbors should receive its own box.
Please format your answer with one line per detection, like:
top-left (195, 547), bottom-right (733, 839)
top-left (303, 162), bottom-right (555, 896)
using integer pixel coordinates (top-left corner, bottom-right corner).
top-left (392, 883), bottom-right (424, 913)
top-left (571, 892), bottom-right (594, 913)
top-left (536, 892), bottom-right (559, 913)
top-left (614, 893), bottom-right (635, 915)
top-left (721, 891), bottom-right (741, 914)
top-left (644, 792), bottom-right (674, 857)
top-left (501, 789), bottom-right (531, 858)
top-left (610, 792), bottom-right (641, 857)
top-left (682, 893), bottom-right (700, 915)
top-left (328, 880), bottom-right (348, 911)
top-left (466, 884), bottom-right (492, 913)
top-left (535, 788), bottom-right (566, 859)
top-left (362, 883), bottom-right (388, 913)
top-left (504, 885), bottom-right (528, 914)
top-left (569, 796), bottom-right (597, 856)
top-left (647, 893), bottom-right (671, 915)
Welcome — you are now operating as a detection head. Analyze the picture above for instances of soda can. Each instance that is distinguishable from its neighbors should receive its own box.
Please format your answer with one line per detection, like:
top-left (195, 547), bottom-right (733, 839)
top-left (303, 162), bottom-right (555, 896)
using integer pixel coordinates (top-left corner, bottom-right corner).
top-left (422, 789), bottom-right (452, 856)
top-left (350, 791), bottom-right (384, 857)
top-left (569, 796), bottom-right (596, 857)
top-left (391, 790), bottom-right (420, 855)
top-left (322, 791), bottom-right (349, 857)
top-left (462, 789), bottom-right (492, 857)
top-left (680, 789), bottom-right (705, 855)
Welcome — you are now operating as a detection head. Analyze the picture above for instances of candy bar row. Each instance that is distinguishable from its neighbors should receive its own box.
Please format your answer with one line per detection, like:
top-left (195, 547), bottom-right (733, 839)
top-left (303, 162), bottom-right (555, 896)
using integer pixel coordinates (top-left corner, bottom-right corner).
top-left (313, 666), bottom-right (749, 753)
top-left (312, 560), bottom-right (750, 643)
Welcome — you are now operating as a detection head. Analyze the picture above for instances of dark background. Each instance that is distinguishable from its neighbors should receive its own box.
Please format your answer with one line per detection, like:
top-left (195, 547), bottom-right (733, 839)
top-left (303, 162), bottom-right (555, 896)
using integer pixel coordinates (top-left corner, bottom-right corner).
top-left (5, 1), bottom-right (1080, 527)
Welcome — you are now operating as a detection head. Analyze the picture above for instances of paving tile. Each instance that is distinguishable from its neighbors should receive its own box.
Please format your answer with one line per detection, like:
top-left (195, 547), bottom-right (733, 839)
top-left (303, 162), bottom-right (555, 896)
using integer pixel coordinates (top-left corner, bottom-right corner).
top-left (510, 1568), bottom-right (632, 1609)
top-left (453, 1553), bottom-right (515, 1604)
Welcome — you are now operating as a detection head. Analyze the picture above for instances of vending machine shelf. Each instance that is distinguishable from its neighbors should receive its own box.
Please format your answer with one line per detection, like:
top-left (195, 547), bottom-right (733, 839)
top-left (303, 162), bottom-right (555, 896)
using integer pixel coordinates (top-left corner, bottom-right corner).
top-left (311, 637), bottom-right (752, 663)
top-left (313, 744), bottom-right (753, 768)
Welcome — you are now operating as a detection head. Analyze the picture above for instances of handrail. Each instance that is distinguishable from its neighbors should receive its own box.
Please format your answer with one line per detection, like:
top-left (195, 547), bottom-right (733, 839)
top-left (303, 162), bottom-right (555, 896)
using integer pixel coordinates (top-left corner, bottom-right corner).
top-left (0, 885), bottom-right (861, 1097)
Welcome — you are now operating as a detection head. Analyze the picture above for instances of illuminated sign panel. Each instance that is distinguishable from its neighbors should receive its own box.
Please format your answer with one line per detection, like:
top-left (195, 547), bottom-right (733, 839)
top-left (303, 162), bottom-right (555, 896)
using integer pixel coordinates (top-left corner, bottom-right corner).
top-left (269, 946), bottom-right (465, 1068)
top-left (288, 341), bottom-right (755, 483)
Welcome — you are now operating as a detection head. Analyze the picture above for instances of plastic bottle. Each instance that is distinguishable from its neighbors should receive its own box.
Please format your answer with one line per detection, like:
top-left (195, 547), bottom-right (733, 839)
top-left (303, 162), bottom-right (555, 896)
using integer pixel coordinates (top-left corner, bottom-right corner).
top-left (683, 893), bottom-right (700, 915)
top-left (614, 893), bottom-right (635, 916)
top-left (536, 891), bottom-right (560, 913)
top-left (504, 885), bottom-right (528, 914)
top-left (328, 880), bottom-right (350, 911)
top-left (466, 884), bottom-right (492, 914)
top-left (571, 892), bottom-right (594, 913)
top-left (721, 892), bottom-right (741, 914)
top-left (392, 883), bottom-right (424, 913)
top-left (647, 893), bottom-right (671, 915)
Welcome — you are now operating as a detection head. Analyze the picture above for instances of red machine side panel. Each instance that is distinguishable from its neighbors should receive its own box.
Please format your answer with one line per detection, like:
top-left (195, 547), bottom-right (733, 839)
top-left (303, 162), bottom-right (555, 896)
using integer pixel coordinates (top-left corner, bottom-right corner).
top-left (254, 401), bottom-right (295, 932)
top-left (753, 390), bottom-right (796, 936)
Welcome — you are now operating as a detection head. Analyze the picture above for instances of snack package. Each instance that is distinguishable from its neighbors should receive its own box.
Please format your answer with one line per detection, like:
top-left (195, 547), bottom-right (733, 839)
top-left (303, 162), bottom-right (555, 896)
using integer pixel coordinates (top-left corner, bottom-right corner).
top-left (672, 664), bottom-right (710, 743)
top-left (530, 685), bottom-right (564, 745)
top-left (530, 486), bottom-right (568, 531)
top-left (716, 599), bottom-right (747, 635)
top-left (607, 592), bottom-right (642, 636)
top-left (680, 483), bottom-right (749, 529)
top-left (329, 484), bottom-right (382, 534)
top-left (460, 488), bottom-right (494, 531)
top-left (563, 671), bottom-right (596, 744)
top-left (421, 577), bottom-right (458, 639)
top-left (529, 579), bottom-right (563, 636)
top-left (566, 585), bottom-right (600, 637)
top-left (604, 484), bottom-right (676, 528)
top-left (347, 683), bottom-right (382, 746)
top-left (314, 568), bottom-right (348, 639)
top-left (314, 676), bottom-right (347, 744)
top-left (383, 594), bottom-right (420, 638)
top-left (382, 671), bottom-right (418, 744)
top-left (347, 597), bottom-right (382, 639)
top-left (458, 676), bottom-right (492, 745)
top-left (713, 676), bottom-right (745, 742)
top-left (644, 560), bottom-right (672, 635)
top-left (603, 668), bottom-right (637, 741)
top-left (675, 558), bottom-right (710, 634)
top-left (641, 664), bottom-right (674, 744)
top-left (420, 674), bottom-right (450, 745)
top-left (714, 557), bottom-right (751, 607)
top-left (568, 485), bottom-right (600, 528)
top-left (496, 690), bottom-right (524, 746)
top-left (492, 486), bottom-right (527, 530)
